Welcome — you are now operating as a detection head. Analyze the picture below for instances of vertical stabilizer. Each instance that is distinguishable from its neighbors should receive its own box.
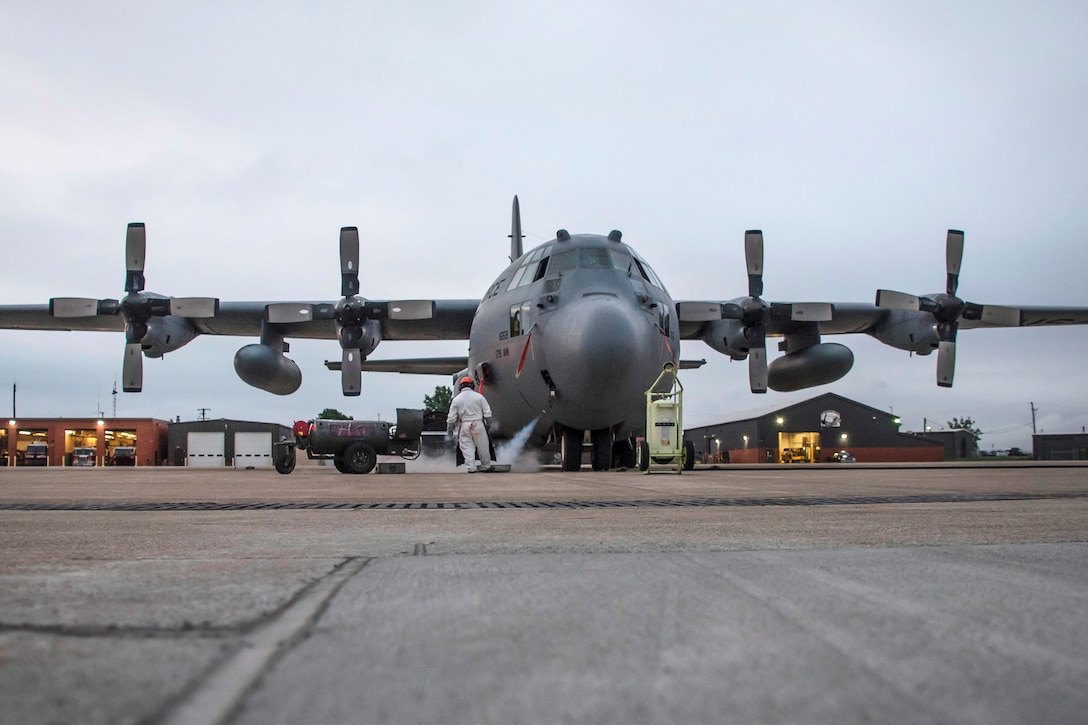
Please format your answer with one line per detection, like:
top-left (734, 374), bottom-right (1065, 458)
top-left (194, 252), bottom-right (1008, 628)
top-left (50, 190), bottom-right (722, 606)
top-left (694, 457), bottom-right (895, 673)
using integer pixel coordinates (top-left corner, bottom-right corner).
top-left (509, 195), bottom-right (524, 262)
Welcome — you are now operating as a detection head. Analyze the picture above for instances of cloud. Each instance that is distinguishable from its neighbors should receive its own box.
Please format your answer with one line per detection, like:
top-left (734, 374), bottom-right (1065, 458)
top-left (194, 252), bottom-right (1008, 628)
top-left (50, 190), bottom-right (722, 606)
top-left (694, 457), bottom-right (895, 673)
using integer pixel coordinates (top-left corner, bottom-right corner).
top-left (1, 2), bottom-right (1086, 450)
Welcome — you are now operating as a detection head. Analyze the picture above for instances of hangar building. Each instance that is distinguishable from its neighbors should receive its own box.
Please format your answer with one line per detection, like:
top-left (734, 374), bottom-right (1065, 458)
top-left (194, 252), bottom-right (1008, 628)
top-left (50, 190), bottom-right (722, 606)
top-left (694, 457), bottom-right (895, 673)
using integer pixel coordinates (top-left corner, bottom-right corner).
top-left (4, 417), bottom-right (292, 468)
top-left (167, 419), bottom-right (293, 468)
top-left (687, 393), bottom-right (944, 464)
top-left (3, 417), bottom-right (169, 467)
top-left (1033, 433), bottom-right (1088, 461)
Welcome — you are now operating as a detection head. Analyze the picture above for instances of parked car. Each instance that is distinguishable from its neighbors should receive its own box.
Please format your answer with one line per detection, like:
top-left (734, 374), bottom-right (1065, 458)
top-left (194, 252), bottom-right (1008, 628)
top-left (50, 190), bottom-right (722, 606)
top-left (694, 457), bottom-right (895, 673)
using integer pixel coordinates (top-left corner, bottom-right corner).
top-left (111, 447), bottom-right (136, 466)
top-left (831, 450), bottom-right (856, 463)
top-left (781, 448), bottom-right (809, 463)
top-left (25, 442), bottom-right (48, 466)
top-left (71, 447), bottom-right (96, 466)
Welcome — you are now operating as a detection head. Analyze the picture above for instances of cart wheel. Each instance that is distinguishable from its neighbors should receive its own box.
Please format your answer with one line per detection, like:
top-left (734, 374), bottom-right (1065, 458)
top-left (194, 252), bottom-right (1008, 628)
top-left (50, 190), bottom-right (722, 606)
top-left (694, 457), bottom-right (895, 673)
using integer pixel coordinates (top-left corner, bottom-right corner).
top-left (637, 440), bottom-right (650, 472)
top-left (683, 440), bottom-right (695, 471)
top-left (274, 451), bottom-right (296, 475)
top-left (342, 441), bottom-right (377, 474)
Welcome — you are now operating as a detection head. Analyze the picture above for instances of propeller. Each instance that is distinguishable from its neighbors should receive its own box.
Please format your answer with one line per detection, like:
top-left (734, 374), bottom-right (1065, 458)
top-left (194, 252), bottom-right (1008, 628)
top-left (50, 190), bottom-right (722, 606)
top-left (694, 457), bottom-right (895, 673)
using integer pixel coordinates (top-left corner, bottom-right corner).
top-left (336, 226), bottom-right (365, 396)
top-left (50, 223), bottom-right (218, 392)
top-left (720, 230), bottom-right (832, 393)
top-left (265, 227), bottom-right (437, 396)
top-left (875, 230), bottom-right (1020, 387)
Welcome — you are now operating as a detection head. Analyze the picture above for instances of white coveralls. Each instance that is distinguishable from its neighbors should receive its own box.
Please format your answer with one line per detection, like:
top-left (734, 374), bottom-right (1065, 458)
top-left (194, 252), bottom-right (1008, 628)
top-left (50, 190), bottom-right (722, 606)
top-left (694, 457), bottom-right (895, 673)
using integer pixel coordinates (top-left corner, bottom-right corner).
top-left (447, 387), bottom-right (493, 472)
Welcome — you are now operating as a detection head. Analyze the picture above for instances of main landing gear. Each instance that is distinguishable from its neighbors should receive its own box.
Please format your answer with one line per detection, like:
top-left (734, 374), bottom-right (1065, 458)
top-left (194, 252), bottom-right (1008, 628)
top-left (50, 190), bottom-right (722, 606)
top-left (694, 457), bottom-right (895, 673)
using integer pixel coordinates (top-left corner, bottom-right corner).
top-left (559, 426), bottom-right (636, 471)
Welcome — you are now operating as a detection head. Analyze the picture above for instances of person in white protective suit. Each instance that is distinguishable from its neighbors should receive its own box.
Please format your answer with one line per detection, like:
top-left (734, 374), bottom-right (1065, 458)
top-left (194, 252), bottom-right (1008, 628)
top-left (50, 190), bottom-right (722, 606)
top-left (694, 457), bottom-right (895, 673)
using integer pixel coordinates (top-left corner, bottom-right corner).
top-left (446, 376), bottom-right (494, 472)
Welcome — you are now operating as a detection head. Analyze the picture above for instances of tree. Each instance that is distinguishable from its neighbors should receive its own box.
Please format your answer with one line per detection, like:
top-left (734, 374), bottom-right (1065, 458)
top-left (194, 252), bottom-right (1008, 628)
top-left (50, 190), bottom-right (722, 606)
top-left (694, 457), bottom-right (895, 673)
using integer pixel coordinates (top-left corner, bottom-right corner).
top-left (947, 416), bottom-right (982, 441)
top-left (318, 408), bottom-right (352, 420)
top-left (424, 385), bottom-right (453, 413)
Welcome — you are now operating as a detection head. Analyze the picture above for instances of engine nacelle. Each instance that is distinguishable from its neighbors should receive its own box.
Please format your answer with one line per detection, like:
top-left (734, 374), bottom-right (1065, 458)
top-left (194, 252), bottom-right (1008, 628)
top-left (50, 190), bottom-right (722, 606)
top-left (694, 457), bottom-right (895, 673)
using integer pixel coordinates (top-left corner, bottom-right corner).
top-left (768, 342), bottom-right (854, 392)
top-left (870, 310), bottom-right (939, 354)
top-left (700, 318), bottom-right (749, 360)
top-left (140, 316), bottom-right (199, 358)
top-left (234, 344), bottom-right (303, 395)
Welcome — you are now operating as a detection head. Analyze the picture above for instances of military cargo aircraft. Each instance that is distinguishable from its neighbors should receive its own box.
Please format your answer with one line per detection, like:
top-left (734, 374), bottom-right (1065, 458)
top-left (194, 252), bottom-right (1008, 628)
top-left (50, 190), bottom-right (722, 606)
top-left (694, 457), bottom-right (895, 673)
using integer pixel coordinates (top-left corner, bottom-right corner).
top-left (2, 196), bottom-right (1087, 471)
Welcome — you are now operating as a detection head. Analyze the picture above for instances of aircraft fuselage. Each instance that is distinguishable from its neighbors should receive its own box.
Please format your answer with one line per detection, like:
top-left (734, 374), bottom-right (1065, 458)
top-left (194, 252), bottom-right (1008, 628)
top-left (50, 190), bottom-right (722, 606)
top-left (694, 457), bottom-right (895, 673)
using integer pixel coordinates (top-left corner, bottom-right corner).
top-left (468, 231), bottom-right (678, 451)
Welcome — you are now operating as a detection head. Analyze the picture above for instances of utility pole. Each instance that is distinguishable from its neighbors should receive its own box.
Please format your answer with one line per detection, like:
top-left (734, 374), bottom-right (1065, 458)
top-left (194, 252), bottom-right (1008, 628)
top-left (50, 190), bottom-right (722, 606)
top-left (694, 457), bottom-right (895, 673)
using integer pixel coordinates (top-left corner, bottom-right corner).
top-left (1030, 402), bottom-right (1038, 435)
top-left (197, 408), bottom-right (211, 422)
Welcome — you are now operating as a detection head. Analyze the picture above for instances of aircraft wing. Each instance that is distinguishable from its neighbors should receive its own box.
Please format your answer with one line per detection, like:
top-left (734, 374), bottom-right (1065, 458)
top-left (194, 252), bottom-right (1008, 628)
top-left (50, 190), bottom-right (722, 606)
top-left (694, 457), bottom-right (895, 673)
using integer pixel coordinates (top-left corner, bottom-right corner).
top-left (339, 357), bottom-right (470, 375)
top-left (678, 297), bottom-right (1088, 393)
top-left (0, 300), bottom-right (480, 340)
top-left (678, 301), bottom-right (1088, 339)
top-left (0, 304), bottom-right (126, 332)
top-left (818, 303), bottom-right (1088, 332)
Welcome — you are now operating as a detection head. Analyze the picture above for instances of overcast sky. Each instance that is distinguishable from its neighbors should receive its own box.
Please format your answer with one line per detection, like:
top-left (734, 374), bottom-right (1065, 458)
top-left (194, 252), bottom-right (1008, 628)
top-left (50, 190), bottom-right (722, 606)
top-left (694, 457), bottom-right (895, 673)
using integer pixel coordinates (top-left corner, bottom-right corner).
top-left (2, 1), bottom-right (1087, 450)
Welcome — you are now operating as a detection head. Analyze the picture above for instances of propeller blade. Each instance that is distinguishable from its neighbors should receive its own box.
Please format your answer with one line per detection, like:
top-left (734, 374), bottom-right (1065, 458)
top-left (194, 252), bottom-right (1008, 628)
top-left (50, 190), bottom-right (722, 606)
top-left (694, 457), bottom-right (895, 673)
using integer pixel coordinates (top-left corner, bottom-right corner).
top-left (772, 302), bottom-right (833, 322)
top-left (744, 230), bottom-right (764, 297)
top-left (979, 305), bottom-right (1020, 326)
top-left (748, 346), bottom-right (768, 393)
top-left (946, 229), bottom-right (964, 296)
top-left (936, 340), bottom-right (956, 388)
top-left (875, 289), bottom-right (922, 311)
top-left (122, 342), bottom-right (143, 392)
top-left (963, 303), bottom-right (1021, 326)
top-left (266, 303), bottom-right (314, 324)
top-left (125, 223), bottom-right (146, 293)
top-left (721, 302), bottom-right (744, 320)
top-left (388, 300), bottom-right (435, 320)
top-left (341, 348), bottom-right (362, 396)
top-left (677, 302), bottom-right (723, 322)
top-left (340, 226), bottom-right (360, 297)
top-left (169, 297), bottom-right (219, 318)
top-left (50, 298), bottom-right (100, 318)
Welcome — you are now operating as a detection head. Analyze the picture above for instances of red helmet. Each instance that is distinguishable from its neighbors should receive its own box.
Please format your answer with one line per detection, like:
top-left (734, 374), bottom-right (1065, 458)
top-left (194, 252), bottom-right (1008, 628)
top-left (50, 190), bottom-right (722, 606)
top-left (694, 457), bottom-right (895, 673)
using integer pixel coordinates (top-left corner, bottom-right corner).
top-left (459, 376), bottom-right (475, 388)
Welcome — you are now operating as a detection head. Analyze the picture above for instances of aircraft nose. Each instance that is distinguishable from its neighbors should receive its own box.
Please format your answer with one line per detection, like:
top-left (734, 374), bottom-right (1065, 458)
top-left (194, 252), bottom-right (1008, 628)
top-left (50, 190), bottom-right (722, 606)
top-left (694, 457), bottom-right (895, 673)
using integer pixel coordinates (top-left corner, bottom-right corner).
top-left (546, 295), bottom-right (653, 419)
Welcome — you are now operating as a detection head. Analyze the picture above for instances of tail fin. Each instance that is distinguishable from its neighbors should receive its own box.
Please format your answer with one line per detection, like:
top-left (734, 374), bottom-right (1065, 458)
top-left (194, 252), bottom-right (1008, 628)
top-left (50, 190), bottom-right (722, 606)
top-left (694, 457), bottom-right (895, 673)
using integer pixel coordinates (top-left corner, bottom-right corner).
top-left (509, 195), bottom-right (524, 262)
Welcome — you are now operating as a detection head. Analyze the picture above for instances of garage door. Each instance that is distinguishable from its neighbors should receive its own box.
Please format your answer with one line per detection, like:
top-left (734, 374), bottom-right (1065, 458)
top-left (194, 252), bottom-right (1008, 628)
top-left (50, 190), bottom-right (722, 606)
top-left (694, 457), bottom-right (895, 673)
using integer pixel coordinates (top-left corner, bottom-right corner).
top-left (187, 432), bottom-right (225, 467)
top-left (234, 432), bottom-right (272, 468)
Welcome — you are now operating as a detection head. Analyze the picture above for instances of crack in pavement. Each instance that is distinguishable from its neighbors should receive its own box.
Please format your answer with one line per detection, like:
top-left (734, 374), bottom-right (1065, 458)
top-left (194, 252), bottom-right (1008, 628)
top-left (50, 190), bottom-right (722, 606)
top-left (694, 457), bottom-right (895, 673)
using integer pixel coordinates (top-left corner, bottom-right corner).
top-left (154, 556), bottom-right (371, 725)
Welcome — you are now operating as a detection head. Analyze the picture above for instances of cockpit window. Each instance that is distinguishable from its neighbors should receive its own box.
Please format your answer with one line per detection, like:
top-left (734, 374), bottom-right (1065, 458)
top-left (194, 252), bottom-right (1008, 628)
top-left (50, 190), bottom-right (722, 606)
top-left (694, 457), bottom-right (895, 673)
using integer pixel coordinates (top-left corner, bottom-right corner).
top-left (633, 255), bottom-right (666, 292)
top-left (506, 249), bottom-right (553, 292)
top-left (534, 245), bottom-right (666, 291)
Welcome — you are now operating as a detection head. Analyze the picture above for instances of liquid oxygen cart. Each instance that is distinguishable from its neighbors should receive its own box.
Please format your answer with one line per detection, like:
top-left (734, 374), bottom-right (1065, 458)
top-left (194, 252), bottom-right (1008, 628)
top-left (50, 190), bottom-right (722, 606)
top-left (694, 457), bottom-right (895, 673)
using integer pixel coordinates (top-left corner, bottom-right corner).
top-left (638, 362), bottom-right (695, 473)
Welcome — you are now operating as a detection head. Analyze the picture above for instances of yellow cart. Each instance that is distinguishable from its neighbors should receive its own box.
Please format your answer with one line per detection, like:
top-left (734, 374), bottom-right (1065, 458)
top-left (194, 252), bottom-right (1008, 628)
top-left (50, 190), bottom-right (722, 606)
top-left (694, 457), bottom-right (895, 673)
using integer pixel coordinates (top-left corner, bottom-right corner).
top-left (637, 363), bottom-right (695, 474)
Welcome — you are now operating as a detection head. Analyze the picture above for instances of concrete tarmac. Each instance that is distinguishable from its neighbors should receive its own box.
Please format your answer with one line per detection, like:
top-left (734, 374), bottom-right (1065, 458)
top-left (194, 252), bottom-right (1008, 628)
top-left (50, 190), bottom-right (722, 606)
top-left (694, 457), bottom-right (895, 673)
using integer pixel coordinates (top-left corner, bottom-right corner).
top-left (1, 462), bottom-right (1087, 724)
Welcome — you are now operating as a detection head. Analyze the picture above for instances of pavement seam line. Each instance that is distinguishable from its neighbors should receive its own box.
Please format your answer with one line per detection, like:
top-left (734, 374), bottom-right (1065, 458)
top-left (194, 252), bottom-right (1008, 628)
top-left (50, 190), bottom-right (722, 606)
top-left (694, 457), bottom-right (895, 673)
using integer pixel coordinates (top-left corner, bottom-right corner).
top-left (157, 556), bottom-right (370, 725)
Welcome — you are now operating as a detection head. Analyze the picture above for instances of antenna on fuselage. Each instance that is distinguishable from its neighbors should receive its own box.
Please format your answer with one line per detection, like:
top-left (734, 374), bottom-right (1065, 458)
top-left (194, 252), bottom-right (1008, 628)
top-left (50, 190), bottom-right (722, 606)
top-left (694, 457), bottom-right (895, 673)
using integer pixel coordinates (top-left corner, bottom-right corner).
top-left (509, 195), bottom-right (524, 262)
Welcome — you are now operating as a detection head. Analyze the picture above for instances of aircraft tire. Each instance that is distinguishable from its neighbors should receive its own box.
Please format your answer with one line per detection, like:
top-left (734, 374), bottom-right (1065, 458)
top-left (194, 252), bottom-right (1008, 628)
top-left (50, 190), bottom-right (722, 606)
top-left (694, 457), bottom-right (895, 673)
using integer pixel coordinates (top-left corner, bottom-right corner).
top-left (342, 441), bottom-right (377, 474)
top-left (683, 440), bottom-right (696, 471)
top-left (612, 439), bottom-right (636, 469)
top-left (637, 440), bottom-right (650, 472)
top-left (590, 428), bottom-right (613, 471)
top-left (560, 427), bottom-right (582, 472)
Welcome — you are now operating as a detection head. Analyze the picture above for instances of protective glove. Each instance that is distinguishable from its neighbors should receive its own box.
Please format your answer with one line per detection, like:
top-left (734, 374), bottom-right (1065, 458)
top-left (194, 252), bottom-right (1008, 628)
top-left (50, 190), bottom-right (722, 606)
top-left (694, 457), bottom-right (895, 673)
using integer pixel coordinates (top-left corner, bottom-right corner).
top-left (483, 418), bottom-right (492, 432)
top-left (446, 422), bottom-right (457, 438)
